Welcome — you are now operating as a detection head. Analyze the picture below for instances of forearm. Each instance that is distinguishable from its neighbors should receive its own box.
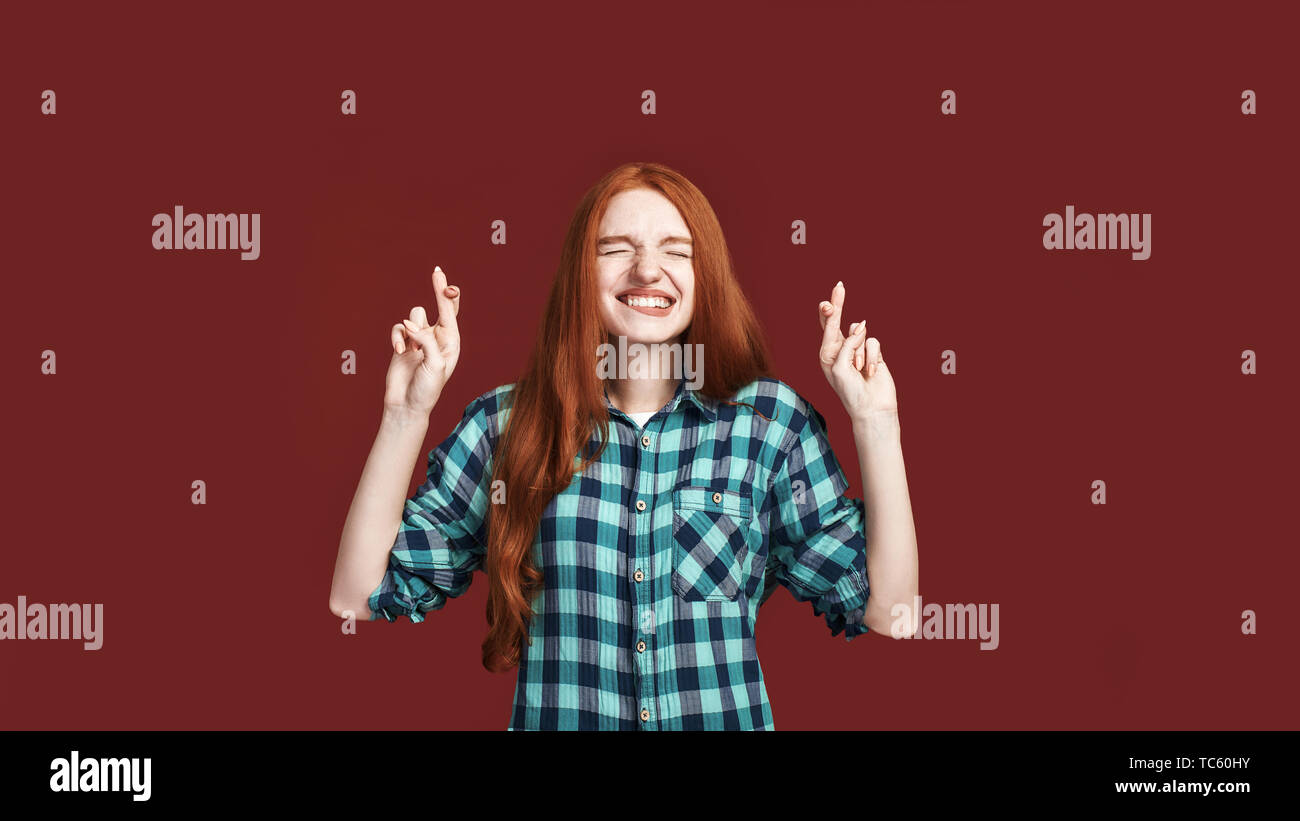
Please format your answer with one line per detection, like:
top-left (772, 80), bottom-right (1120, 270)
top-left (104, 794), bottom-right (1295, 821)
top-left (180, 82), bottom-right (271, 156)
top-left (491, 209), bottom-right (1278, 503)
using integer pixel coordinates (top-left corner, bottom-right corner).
top-left (850, 409), bottom-right (919, 635)
top-left (329, 407), bottom-right (431, 619)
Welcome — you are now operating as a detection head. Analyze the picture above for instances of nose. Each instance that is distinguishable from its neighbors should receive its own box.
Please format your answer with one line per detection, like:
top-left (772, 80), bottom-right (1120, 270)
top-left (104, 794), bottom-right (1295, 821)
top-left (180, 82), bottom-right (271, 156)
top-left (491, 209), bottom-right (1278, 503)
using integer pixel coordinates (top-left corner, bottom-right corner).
top-left (628, 248), bottom-right (664, 283)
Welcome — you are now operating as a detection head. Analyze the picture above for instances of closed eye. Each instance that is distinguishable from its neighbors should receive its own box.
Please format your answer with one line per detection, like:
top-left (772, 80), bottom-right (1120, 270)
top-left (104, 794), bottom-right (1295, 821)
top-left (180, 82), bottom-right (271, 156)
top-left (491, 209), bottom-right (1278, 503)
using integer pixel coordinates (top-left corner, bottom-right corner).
top-left (600, 249), bottom-right (691, 258)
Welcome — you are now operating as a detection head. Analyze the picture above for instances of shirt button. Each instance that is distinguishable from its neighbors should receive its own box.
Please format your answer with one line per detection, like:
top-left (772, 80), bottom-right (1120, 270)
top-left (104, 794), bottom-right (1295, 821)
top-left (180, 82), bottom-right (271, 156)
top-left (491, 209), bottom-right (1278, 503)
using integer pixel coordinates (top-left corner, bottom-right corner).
top-left (641, 434), bottom-right (651, 447)
top-left (712, 492), bottom-right (723, 504)
top-left (636, 640), bottom-right (646, 653)
top-left (633, 569), bottom-right (644, 582)
top-left (635, 499), bottom-right (646, 512)
top-left (640, 707), bottom-right (650, 722)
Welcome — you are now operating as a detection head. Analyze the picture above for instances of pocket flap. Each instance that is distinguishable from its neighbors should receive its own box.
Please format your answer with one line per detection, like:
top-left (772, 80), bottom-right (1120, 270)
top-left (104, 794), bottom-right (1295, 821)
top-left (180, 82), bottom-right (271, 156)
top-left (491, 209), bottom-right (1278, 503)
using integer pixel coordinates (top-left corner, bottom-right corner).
top-left (673, 486), bottom-right (752, 521)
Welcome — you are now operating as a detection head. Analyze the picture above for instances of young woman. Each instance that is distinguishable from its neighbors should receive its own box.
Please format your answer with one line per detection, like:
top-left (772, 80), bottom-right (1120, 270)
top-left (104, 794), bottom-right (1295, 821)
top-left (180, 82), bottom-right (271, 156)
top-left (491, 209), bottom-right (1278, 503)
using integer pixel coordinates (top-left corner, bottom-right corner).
top-left (329, 162), bottom-right (919, 730)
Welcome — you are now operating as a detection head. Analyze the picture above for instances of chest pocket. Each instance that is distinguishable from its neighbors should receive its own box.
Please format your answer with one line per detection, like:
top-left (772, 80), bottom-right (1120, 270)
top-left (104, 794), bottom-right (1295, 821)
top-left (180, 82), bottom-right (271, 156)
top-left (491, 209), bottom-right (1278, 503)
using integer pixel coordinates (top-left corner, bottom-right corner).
top-left (671, 486), bottom-right (753, 602)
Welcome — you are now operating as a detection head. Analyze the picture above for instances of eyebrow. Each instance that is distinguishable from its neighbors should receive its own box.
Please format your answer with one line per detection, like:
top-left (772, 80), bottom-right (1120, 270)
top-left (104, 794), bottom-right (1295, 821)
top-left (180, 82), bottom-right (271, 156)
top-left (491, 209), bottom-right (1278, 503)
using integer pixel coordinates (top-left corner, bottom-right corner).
top-left (597, 235), bottom-right (693, 246)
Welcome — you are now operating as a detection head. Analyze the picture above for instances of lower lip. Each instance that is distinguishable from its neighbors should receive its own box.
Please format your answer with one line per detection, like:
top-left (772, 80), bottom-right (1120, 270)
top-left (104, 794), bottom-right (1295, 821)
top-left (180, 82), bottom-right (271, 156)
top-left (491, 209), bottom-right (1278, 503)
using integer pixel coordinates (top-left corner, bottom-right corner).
top-left (619, 299), bottom-right (674, 317)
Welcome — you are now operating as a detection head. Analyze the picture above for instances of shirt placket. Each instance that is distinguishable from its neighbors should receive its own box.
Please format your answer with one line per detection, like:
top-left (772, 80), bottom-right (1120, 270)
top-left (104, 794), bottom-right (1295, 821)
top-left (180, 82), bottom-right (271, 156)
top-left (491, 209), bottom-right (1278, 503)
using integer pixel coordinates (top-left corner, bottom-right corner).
top-left (629, 417), bottom-right (660, 730)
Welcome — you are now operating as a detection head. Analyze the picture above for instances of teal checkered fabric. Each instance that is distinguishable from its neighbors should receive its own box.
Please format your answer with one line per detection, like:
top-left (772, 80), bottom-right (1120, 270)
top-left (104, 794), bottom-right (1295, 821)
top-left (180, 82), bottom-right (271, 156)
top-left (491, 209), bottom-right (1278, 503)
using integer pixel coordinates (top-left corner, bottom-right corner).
top-left (367, 377), bottom-right (871, 730)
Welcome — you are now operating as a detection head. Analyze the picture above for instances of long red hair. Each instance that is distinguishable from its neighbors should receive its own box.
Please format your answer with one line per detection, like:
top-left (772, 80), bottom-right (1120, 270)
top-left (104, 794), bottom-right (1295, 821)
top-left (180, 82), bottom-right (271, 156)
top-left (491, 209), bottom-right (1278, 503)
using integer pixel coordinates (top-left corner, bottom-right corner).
top-left (481, 162), bottom-right (772, 672)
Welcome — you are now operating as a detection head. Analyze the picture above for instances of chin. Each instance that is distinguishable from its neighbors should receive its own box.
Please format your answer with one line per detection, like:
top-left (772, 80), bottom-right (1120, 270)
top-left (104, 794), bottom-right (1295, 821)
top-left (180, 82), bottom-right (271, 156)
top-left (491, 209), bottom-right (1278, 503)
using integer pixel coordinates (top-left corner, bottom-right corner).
top-left (616, 323), bottom-right (685, 346)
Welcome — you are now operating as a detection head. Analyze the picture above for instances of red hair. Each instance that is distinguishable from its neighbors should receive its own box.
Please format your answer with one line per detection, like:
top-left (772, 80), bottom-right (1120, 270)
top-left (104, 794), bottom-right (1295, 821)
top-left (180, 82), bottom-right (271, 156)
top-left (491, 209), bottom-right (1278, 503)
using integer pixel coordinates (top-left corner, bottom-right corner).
top-left (481, 162), bottom-right (772, 672)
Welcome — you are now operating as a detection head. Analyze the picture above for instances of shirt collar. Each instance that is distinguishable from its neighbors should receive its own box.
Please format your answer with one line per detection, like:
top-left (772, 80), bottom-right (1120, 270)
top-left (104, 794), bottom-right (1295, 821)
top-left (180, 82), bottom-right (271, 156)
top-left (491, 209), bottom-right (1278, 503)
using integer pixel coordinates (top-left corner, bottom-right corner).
top-left (602, 379), bottom-right (718, 422)
top-left (680, 381), bottom-right (719, 421)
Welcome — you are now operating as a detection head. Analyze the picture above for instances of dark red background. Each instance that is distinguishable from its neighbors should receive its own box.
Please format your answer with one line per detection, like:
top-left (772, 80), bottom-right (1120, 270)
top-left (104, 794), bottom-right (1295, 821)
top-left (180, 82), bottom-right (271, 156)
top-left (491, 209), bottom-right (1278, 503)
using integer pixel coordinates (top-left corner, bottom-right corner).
top-left (2, 1), bottom-right (1296, 729)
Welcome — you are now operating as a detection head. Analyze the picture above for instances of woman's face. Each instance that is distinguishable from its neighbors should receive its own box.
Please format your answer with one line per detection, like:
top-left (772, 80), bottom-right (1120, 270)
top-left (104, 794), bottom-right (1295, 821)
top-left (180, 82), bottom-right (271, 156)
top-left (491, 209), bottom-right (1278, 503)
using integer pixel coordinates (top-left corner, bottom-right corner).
top-left (595, 188), bottom-right (695, 346)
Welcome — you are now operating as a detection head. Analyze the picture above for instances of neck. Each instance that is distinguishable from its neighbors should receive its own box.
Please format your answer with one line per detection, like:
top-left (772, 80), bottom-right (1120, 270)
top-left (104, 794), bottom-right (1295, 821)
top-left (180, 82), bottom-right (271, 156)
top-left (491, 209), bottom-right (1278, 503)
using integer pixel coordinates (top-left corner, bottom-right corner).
top-left (603, 334), bottom-right (682, 413)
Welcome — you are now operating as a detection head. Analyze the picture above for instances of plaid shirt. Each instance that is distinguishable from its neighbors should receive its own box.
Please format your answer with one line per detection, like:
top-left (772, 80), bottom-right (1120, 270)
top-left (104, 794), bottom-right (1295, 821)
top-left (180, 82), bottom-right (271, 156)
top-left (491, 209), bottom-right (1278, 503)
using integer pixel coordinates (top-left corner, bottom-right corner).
top-left (367, 376), bottom-right (872, 730)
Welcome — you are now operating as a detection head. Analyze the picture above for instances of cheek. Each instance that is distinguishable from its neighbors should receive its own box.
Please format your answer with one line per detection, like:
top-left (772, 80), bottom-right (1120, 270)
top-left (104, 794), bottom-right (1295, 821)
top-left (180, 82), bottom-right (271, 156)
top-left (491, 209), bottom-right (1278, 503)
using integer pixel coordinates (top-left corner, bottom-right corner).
top-left (597, 298), bottom-right (621, 328)
top-left (678, 278), bottom-right (696, 321)
top-left (673, 271), bottom-right (695, 304)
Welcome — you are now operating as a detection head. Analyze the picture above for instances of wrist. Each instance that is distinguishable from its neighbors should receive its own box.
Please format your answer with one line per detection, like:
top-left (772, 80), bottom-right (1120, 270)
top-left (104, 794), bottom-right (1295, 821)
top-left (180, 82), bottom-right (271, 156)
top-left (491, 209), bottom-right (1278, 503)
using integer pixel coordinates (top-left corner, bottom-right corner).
top-left (850, 408), bottom-right (901, 442)
top-left (381, 404), bottom-right (432, 429)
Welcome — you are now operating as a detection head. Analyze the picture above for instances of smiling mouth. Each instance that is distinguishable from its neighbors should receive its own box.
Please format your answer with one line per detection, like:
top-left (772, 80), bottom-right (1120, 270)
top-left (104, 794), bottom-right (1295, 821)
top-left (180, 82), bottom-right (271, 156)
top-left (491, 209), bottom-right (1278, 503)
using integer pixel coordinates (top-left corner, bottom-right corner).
top-left (617, 293), bottom-right (676, 316)
top-left (618, 295), bottom-right (675, 308)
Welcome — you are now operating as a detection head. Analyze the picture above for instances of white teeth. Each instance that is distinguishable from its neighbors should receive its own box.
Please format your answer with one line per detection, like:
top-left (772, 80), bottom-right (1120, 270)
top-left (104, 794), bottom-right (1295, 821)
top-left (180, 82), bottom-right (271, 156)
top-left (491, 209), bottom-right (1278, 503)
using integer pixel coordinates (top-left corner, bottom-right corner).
top-left (623, 296), bottom-right (672, 308)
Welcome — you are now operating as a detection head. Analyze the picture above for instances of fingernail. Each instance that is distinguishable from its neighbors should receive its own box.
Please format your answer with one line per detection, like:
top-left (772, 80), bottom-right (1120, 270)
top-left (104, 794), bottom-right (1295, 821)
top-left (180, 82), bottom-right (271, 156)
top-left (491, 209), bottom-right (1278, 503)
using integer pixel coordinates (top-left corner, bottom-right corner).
top-left (435, 265), bottom-right (443, 273)
top-left (836, 280), bottom-right (843, 289)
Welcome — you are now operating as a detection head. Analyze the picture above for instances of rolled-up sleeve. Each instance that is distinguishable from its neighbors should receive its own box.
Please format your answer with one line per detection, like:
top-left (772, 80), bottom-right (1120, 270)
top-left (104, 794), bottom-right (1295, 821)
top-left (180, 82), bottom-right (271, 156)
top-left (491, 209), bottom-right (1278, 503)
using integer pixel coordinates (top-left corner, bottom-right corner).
top-left (367, 390), bottom-right (501, 623)
top-left (763, 401), bottom-right (871, 641)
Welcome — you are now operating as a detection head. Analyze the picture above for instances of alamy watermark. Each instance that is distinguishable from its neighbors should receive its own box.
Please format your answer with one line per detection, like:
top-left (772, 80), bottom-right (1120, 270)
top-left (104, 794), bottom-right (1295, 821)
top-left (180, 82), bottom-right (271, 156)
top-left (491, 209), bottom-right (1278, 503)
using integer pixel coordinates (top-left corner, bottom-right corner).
top-left (151, 205), bottom-right (260, 261)
top-left (0, 596), bottom-right (103, 650)
top-left (50, 751), bottom-right (150, 801)
top-left (596, 336), bottom-right (702, 389)
top-left (890, 596), bottom-right (999, 650)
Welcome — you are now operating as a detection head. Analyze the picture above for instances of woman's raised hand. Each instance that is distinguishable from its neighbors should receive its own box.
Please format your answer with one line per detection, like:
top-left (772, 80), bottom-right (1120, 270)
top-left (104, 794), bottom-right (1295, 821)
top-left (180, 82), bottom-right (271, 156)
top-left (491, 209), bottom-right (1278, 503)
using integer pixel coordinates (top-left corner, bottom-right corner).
top-left (384, 266), bottom-right (461, 417)
top-left (817, 280), bottom-right (898, 422)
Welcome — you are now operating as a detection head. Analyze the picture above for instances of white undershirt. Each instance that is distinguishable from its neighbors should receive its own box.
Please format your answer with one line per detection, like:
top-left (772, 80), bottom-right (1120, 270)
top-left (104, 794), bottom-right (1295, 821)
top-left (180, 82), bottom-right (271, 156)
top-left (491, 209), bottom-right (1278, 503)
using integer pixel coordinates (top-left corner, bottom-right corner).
top-left (625, 410), bottom-right (656, 428)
